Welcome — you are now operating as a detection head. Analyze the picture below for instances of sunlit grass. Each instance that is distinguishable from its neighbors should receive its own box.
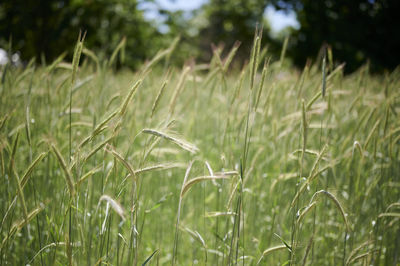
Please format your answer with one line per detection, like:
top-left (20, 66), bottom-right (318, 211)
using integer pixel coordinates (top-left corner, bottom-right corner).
top-left (0, 36), bottom-right (399, 265)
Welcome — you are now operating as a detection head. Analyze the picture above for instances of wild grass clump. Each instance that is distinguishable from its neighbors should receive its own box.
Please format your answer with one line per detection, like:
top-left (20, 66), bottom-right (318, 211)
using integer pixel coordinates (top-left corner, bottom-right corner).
top-left (0, 34), bottom-right (399, 266)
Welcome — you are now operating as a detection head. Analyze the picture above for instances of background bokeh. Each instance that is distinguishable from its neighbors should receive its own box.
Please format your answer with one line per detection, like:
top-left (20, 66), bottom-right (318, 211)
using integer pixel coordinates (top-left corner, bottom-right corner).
top-left (0, 0), bottom-right (399, 72)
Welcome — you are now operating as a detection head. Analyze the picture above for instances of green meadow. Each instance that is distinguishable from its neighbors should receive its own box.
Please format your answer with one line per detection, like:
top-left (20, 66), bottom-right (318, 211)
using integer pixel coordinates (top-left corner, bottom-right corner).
top-left (0, 35), bottom-right (399, 265)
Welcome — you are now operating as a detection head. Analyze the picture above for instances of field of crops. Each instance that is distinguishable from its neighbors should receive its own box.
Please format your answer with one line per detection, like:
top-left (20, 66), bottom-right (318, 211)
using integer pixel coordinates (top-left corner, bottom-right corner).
top-left (0, 35), bottom-right (399, 265)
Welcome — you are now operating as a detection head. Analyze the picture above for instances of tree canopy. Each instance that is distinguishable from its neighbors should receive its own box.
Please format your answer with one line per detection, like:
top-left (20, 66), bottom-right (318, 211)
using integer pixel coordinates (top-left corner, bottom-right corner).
top-left (0, 0), bottom-right (161, 68)
top-left (0, 0), bottom-right (398, 72)
top-left (275, 0), bottom-right (400, 72)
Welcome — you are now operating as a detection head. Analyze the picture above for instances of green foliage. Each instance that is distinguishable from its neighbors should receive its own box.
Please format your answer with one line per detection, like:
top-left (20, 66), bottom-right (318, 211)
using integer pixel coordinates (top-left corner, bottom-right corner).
top-left (196, 0), bottom-right (281, 63)
top-left (0, 0), bottom-right (161, 68)
top-left (275, 0), bottom-right (400, 72)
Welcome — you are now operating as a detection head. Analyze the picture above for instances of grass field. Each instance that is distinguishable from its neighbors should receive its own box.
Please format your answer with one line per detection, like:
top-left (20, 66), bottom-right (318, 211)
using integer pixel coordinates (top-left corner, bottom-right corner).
top-left (0, 35), bottom-right (399, 265)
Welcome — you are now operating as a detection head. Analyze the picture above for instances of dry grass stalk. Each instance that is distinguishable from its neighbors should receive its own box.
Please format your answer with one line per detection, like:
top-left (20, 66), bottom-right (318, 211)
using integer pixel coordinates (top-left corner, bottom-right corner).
top-left (20, 152), bottom-right (47, 189)
top-left (65, 233), bottom-right (73, 266)
top-left (306, 91), bottom-right (322, 111)
top-left (0, 203), bottom-right (45, 250)
top-left (256, 245), bottom-right (287, 265)
top-left (297, 201), bottom-right (317, 225)
top-left (345, 240), bottom-right (374, 265)
top-left (169, 66), bottom-right (190, 115)
top-left (255, 58), bottom-right (270, 110)
top-left (82, 47), bottom-right (100, 71)
top-left (142, 129), bottom-right (199, 154)
top-left (215, 170), bottom-right (239, 176)
top-left (181, 175), bottom-right (229, 197)
top-left (109, 37), bottom-right (126, 67)
top-left (291, 145), bottom-right (328, 208)
top-left (173, 161), bottom-right (194, 266)
top-left (79, 126), bottom-right (108, 148)
top-left (223, 41), bottom-right (241, 72)
top-left (322, 51), bottom-right (327, 97)
top-left (132, 162), bottom-right (184, 176)
top-left (71, 30), bottom-right (85, 86)
top-left (83, 136), bottom-right (113, 162)
top-left (385, 202), bottom-right (400, 212)
top-left (309, 190), bottom-right (350, 230)
top-left (12, 168), bottom-right (29, 221)
top-left (301, 99), bottom-right (308, 177)
top-left (205, 212), bottom-right (237, 217)
top-left (347, 252), bottom-right (374, 265)
top-left (8, 131), bottom-right (19, 174)
top-left (99, 195), bottom-right (126, 221)
top-left (120, 79), bottom-right (142, 117)
top-left (76, 165), bottom-right (102, 187)
top-left (142, 36), bottom-right (179, 74)
top-left (302, 235), bottom-right (314, 266)
top-left (352, 140), bottom-right (364, 158)
top-left (364, 119), bottom-right (381, 149)
top-left (151, 77), bottom-right (169, 118)
top-left (91, 110), bottom-right (119, 138)
top-left (104, 144), bottom-right (136, 181)
top-left (51, 143), bottom-right (75, 197)
top-left (377, 212), bottom-right (400, 218)
top-left (250, 27), bottom-right (262, 90)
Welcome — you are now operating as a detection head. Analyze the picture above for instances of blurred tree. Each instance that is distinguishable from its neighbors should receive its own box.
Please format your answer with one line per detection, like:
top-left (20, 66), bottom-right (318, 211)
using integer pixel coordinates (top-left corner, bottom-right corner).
top-left (157, 8), bottom-right (202, 65)
top-left (274, 0), bottom-right (400, 72)
top-left (0, 0), bottom-right (161, 68)
top-left (196, 0), bottom-right (280, 64)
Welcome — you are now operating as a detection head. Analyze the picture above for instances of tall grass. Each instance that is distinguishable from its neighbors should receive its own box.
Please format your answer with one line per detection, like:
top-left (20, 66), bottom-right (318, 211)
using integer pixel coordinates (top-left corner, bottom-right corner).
top-left (0, 34), bottom-right (399, 266)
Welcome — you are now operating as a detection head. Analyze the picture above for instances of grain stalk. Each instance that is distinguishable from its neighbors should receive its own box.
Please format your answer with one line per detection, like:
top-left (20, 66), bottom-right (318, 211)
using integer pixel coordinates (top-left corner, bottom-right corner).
top-left (172, 161), bottom-right (193, 266)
